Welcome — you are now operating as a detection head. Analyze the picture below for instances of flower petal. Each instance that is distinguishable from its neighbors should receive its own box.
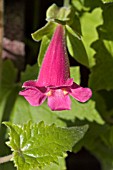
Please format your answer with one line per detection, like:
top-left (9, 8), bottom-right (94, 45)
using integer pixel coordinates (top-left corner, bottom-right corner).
top-left (22, 80), bottom-right (47, 93)
top-left (37, 24), bottom-right (71, 87)
top-left (70, 83), bottom-right (92, 102)
top-left (19, 87), bottom-right (47, 106)
top-left (48, 89), bottom-right (71, 111)
top-left (22, 80), bottom-right (37, 88)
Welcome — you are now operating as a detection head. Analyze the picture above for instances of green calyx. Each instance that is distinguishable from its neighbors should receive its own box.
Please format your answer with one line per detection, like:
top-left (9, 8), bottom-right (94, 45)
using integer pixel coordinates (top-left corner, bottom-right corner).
top-left (46, 3), bottom-right (74, 25)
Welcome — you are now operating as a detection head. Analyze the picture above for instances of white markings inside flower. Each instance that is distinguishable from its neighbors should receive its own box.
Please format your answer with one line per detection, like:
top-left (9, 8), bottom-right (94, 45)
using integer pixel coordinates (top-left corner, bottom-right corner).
top-left (46, 90), bottom-right (53, 96)
top-left (62, 88), bottom-right (69, 95)
top-left (46, 88), bottom-right (69, 97)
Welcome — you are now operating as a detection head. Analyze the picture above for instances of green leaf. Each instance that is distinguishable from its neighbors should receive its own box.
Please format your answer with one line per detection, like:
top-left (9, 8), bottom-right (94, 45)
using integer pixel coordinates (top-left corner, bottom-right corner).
top-left (72, 0), bottom-right (89, 11)
top-left (66, 25), bottom-right (89, 67)
top-left (0, 60), bottom-right (17, 89)
top-left (73, 122), bottom-right (106, 153)
top-left (72, 0), bottom-right (102, 10)
top-left (4, 121), bottom-right (88, 170)
top-left (101, 126), bottom-right (113, 148)
top-left (11, 95), bottom-right (104, 128)
top-left (98, 4), bottom-right (113, 40)
top-left (101, 0), bottom-right (113, 3)
top-left (0, 60), bottom-right (18, 124)
top-left (89, 40), bottom-right (113, 91)
top-left (10, 96), bottom-right (66, 127)
top-left (70, 66), bottom-right (80, 84)
top-left (42, 157), bottom-right (66, 170)
top-left (55, 98), bottom-right (104, 125)
top-left (21, 63), bottom-right (39, 83)
top-left (72, 0), bottom-right (84, 11)
top-left (99, 129), bottom-right (113, 170)
top-left (93, 90), bottom-right (113, 124)
top-left (68, 14), bottom-right (82, 38)
top-left (66, 25), bottom-right (81, 40)
top-left (80, 7), bottom-right (103, 67)
top-left (84, 125), bottom-right (113, 170)
top-left (31, 22), bottom-right (56, 42)
top-left (73, 122), bottom-right (113, 169)
top-left (0, 60), bottom-right (20, 159)
top-left (38, 36), bottom-right (51, 66)
top-left (88, 5), bottom-right (113, 91)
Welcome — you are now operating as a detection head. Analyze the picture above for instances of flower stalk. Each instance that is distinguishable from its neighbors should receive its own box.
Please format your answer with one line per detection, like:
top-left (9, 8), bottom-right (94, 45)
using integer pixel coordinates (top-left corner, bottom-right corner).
top-left (63, 0), bottom-right (70, 7)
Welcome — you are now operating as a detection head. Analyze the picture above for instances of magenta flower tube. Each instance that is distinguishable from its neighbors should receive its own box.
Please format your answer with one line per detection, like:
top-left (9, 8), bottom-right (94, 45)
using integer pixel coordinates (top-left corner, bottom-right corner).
top-left (19, 24), bottom-right (92, 111)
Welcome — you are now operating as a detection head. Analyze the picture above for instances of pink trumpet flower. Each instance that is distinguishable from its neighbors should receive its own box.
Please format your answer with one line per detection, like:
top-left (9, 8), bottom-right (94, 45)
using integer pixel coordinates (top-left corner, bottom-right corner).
top-left (19, 24), bottom-right (92, 111)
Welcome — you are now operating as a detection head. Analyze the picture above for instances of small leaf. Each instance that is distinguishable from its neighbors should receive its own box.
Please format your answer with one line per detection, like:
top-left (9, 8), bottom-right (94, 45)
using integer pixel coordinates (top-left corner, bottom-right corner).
top-left (66, 25), bottom-right (89, 67)
top-left (4, 121), bottom-right (88, 170)
top-left (31, 22), bottom-right (56, 42)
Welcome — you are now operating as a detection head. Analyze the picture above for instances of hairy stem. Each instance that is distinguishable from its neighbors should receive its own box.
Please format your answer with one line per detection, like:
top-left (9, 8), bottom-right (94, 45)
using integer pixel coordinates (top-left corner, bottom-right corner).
top-left (63, 0), bottom-right (70, 7)
top-left (0, 154), bottom-right (13, 164)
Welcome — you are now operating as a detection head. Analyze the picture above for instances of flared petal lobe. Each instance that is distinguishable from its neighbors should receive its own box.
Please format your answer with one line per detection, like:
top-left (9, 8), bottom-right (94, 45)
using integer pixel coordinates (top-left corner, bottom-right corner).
top-left (48, 89), bottom-right (71, 111)
top-left (70, 83), bottom-right (92, 102)
top-left (22, 80), bottom-right (37, 88)
top-left (37, 24), bottom-right (70, 87)
top-left (19, 87), bottom-right (47, 106)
